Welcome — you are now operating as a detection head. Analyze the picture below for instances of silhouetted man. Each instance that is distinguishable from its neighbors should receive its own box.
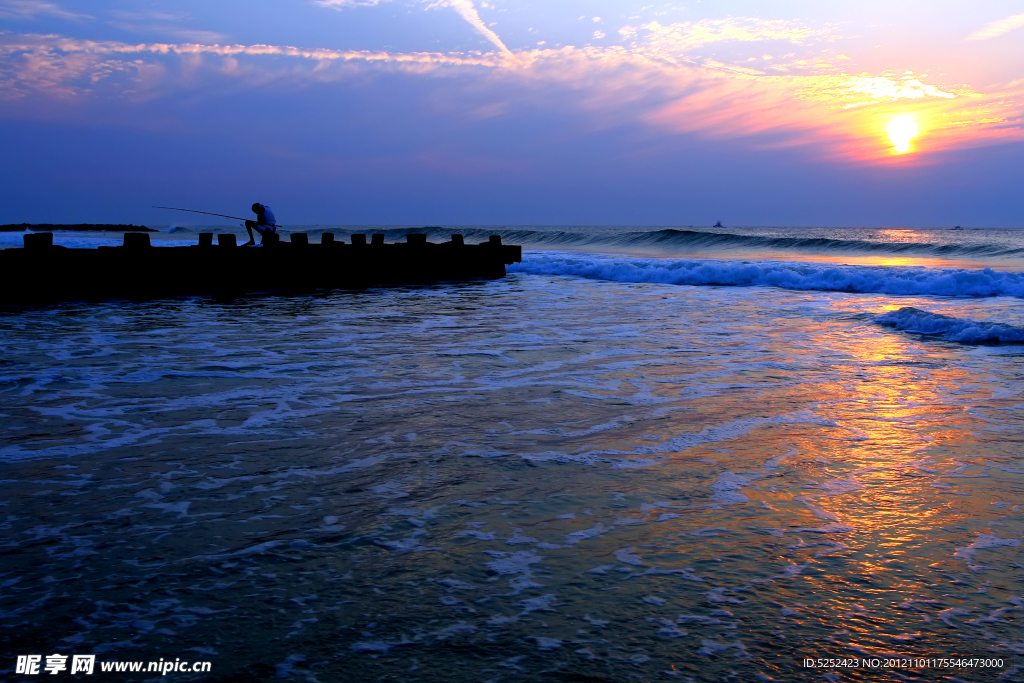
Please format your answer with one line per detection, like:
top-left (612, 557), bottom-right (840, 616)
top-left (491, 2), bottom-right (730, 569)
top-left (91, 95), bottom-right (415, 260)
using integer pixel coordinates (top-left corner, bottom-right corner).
top-left (244, 203), bottom-right (278, 246)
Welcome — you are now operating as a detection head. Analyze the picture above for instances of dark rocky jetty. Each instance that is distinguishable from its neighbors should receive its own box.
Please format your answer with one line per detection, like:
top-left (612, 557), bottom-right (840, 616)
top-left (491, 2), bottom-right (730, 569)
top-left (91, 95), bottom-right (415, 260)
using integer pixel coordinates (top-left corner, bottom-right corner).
top-left (1, 231), bottom-right (521, 305)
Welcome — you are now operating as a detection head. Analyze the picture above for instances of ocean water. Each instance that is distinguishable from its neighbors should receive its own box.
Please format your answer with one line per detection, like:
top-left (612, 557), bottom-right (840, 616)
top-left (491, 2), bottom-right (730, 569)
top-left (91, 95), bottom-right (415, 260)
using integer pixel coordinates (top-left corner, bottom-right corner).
top-left (1, 226), bottom-right (1023, 682)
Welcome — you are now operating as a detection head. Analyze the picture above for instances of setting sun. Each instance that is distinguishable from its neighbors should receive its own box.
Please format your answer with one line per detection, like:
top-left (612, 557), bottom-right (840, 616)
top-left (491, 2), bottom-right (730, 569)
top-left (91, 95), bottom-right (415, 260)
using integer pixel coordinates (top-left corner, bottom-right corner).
top-left (888, 114), bottom-right (919, 154)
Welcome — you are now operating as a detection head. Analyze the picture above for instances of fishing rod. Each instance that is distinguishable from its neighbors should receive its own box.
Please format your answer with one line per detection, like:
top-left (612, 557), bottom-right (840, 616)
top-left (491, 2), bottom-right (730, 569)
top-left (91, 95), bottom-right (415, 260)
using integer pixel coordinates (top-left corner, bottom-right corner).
top-left (153, 204), bottom-right (280, 225)
top-left (154, 206), bottom-right (249, 222)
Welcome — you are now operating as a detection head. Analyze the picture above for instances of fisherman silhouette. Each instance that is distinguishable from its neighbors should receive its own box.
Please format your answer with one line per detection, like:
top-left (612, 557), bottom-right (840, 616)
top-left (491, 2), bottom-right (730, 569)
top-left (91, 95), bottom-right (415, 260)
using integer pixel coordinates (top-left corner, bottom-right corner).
top-left (244, 203), bottom-right (278, 246)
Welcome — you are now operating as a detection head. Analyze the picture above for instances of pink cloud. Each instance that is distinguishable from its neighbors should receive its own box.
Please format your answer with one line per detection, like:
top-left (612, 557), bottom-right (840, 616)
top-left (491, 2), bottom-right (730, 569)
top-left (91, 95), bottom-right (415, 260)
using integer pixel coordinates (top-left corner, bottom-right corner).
top-left (0, 32), bottom-right (1020, 163)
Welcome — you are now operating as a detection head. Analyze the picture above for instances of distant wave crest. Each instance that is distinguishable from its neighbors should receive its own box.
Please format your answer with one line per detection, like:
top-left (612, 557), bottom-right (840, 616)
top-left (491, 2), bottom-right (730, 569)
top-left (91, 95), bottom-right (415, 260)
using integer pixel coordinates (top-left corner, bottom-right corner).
top-left (645, 228), bottom-right (1023, 257)
top-left (875, 307), bottom-right (1024, 343)
top-left (15, 225), bottom-right (1021, 261)
top-left (509, 253), bottom-right (1024, 298)
top-left (452, 227), bottom-right (1024, 259)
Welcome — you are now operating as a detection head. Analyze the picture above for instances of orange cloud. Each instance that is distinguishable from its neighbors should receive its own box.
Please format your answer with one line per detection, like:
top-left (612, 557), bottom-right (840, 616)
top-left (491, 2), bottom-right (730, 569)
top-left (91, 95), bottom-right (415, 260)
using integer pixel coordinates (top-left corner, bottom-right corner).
top-left (633, 18), bottom-right (832, 62)
top-left (0, 32), bottom-right (1020, 163)
top-left (645, 65), bottom-right (1021, 162)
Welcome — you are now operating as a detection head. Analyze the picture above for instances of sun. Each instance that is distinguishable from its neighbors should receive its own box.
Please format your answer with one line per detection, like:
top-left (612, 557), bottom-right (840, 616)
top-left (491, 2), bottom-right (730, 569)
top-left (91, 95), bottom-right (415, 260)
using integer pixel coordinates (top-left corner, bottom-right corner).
top-left (887, 114), bottom-right (919, 154)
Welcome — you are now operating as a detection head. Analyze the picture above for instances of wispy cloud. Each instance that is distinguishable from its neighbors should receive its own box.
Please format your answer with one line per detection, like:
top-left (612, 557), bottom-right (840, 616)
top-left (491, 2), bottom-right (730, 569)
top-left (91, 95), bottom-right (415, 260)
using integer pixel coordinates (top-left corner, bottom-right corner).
top-left (795, 73), bottom-right (959, 109)
top-left (316, 0), bottom-right (510, 54)
top-left (0, 34), bottom-right (496, 100)
top-left (967, 13), bottom-right (1024, 40)
top-left (0, 33), bottom-right (1018, 162)
top-left (0, 0), bottom-right (89, 20)
top-left (427, 0), bottom-right (510, 55)
top-left (626, 18), bottom-right (831, 64)
top-left (106, 11), bottom-right (227, 43)
top-left (314, 0), bottom-right (384, 7)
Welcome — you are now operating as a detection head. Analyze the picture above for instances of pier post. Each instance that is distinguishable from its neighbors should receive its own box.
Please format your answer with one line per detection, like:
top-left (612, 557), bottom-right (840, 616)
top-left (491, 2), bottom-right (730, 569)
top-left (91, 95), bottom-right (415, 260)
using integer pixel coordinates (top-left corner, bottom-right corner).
top-left (123, 233), bottom-right (151, 248)
top-left (23, 233), bottom-right (53, 249)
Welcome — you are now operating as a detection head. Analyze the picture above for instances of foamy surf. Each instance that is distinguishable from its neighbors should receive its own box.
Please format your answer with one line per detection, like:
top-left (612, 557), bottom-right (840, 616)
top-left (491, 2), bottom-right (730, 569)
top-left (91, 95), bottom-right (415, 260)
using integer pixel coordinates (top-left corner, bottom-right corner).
top-left (876, 307), bottom-right (1024, 343)
top-left (2, 231), bottom-right (1023, 682)
top-left (509, 252), bottom-right (1024, 298)
top-left (9, 225), bottom-right (1024, 268)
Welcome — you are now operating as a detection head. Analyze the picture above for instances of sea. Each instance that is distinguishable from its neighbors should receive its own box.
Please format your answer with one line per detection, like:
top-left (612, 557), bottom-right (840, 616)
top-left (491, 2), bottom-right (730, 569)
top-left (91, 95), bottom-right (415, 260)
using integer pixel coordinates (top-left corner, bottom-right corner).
top-left (1, 225), bottom-right (1023, 682)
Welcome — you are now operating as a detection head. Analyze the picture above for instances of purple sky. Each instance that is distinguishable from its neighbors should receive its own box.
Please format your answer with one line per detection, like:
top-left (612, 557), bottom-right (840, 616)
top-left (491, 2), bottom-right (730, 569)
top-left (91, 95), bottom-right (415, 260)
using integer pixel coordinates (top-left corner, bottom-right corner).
top-left (1, 0), bottom-right (1022, 228)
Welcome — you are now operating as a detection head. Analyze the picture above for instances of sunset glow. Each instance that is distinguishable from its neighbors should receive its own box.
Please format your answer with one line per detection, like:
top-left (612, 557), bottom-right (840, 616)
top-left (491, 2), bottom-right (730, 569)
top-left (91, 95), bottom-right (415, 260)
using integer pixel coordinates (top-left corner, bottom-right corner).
top-left (887, 114), bottom-right (920, 155)
top-left (0, 1), bottom-right (1021, 225)
top-left (4, 5), bottom-right (1024, 683)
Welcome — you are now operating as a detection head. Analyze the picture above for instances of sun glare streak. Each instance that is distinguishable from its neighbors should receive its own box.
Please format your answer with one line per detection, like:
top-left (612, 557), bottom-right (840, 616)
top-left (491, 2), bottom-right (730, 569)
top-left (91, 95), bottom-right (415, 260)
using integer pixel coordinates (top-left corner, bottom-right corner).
top-left (887, 114), bottom-right (918, 154)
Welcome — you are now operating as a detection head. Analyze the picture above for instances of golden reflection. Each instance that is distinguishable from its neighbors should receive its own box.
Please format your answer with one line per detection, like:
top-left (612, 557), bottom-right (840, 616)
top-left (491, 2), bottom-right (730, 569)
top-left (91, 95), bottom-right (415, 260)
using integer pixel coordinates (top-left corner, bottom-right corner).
top-left (887, 114), bottom-right (919, 154)
top-left (620, 249), bottom-right (1024, 272)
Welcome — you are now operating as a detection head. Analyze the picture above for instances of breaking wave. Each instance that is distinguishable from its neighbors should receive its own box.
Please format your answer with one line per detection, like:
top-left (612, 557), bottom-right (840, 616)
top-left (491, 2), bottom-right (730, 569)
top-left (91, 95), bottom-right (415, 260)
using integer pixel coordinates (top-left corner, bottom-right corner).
top-left (875, 307), bottom-right (1024, 343)
top-left (508, 252), bottom-right (1024, 298)
top-left (7, 225), bottom-right (1024, 263)
top-left (370, 227), bottom-right (1024, 260)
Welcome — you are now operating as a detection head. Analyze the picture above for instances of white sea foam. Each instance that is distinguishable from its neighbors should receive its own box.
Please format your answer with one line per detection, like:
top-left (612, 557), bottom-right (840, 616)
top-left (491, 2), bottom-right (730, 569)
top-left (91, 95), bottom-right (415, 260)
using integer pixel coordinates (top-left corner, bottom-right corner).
top-left (533, 637), bottom-right (562, 650)
top-left (787, 523), bottom-right (855, 534)
top-left (565, 523), bottom-right (611, 545)
top-left (657, 619), bottom-right (688, 637)
top-left (697, 639), bottom-right (747, 656)
top-left (876, 307), bottom-right (1024, 343)
top-left (614, 548), bottom-right (644, 566)
top-left (709, 472), bottom-right (756, 505)
top-left (0, 232), bottom-right (197, 250)
top-left (483, 550), bottom-right (543, 594)
top-left (510, 253), bottom-right (1024, 298)
top-left (953, 533), bottom-right (1021, 564)
top-left (3, 245), bottom-right (1023, 679)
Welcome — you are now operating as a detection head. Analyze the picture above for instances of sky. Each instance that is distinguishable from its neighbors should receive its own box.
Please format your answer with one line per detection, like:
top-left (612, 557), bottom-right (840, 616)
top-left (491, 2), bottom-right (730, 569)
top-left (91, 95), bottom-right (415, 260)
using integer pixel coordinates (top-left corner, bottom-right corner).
top-left (1, 0), bottom-right (1022, 227)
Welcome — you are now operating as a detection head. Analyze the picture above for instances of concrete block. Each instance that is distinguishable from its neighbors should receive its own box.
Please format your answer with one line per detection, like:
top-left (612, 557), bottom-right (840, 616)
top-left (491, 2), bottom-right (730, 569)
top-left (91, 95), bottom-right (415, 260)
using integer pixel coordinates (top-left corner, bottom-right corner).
top-left (124, 232), bottom-right (151, 248)
top-left (23, 232), bottom-right (53, 249)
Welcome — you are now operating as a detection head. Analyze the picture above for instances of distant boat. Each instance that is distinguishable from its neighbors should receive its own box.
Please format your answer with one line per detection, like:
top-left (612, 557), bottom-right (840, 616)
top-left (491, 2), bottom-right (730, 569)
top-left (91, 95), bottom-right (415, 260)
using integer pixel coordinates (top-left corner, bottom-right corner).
top-left (713, 221), bottom-right (724, 228)
top-left (952, 225), bottom-right (963, 230)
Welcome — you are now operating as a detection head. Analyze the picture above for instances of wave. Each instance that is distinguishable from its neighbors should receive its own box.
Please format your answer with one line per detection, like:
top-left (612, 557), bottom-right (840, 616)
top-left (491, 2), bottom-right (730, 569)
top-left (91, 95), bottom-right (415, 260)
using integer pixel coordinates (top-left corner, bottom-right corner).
top-left (130, 226), bottom-right (1024, 260)
top-left (409, 227), bottom-right (1024, 259)
top-left (7, 224), bottom-right (1021, 261)
top-left (508, 253), bottom-right (1024, 298)
top-left (524, 228), bottom-right (1024, 259)
top-left (0, 231), bottom-right (197, 250)
top-left (875, 307), bottom-right (1024, 343)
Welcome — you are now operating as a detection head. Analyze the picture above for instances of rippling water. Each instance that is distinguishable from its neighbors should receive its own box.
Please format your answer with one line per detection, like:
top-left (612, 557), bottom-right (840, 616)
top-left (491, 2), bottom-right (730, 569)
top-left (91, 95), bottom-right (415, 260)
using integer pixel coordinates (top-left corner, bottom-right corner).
top-left (2, 228), bottom-right (1024, 681)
